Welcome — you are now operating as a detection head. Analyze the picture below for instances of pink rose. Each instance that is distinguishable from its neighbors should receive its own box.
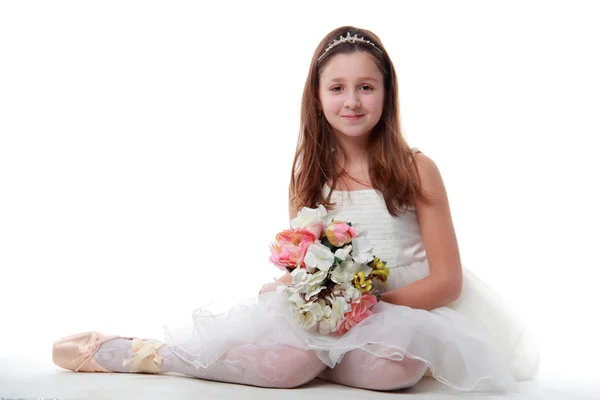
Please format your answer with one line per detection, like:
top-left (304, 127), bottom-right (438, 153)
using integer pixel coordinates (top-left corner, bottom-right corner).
top-left (304, 223), bottom-right (325, 239)
top-left (337, 294), bottom-right (377, 334)
top-left (269, 228), bottom-right (317, 271)
top-left (325, 221), bottom-right (358, 247)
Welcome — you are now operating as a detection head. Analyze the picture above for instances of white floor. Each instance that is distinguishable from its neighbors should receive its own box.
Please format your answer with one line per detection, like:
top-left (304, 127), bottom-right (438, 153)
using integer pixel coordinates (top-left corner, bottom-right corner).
top-left (2, 356), bottom-right (600, 400)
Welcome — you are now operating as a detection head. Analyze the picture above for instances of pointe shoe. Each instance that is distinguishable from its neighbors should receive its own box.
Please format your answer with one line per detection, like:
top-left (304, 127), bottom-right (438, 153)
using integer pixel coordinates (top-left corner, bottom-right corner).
top-left (53, 331), bottom-right (129, 372)
top-left (53, 331), bottom-right (164, 374)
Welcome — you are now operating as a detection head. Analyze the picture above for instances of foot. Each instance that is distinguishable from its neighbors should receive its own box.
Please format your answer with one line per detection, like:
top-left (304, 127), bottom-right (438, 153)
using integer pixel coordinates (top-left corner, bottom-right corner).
top-left (53, 331), bottom-right (164, 374)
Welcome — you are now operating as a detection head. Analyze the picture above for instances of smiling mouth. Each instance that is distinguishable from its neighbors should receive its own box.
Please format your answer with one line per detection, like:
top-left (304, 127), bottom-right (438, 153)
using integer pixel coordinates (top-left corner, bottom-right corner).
top-left (342, 115), bottom-right (364, 120)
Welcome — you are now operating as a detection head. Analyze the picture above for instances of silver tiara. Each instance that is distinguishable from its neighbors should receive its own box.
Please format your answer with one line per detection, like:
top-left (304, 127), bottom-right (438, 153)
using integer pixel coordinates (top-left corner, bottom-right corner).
top-left (318, 32), bottom-right (383, 62)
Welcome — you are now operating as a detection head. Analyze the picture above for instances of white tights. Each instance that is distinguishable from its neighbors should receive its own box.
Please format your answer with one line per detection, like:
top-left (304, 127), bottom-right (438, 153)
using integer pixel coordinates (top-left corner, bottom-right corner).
top-left (94, 339), bottom-right (428, 390)
top-left (318, 348), bottom-right (429, 391)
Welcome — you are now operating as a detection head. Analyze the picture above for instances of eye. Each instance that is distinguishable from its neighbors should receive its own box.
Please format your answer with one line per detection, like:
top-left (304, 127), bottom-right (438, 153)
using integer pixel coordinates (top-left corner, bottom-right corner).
top-left (330, 86), bottom-right (343, 92)
top-left (359, 85), bottom-right (374, 91)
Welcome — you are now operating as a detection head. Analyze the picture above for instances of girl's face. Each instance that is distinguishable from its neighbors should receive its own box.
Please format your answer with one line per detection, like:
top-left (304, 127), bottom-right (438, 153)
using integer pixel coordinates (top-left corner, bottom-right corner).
top-left (318, 51), bottom-right (385, 142)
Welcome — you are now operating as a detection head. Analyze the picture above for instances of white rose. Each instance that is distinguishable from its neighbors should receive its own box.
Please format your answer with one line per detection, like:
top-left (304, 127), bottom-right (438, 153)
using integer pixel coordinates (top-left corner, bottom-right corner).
top-left (333, 282), bottom-right (362, 303)
top-left (297, 301), bottom-right (324, 330)
top-left (303, 242), bottom-right (335, 273)
top-left (291, 204), bottom-right (327, 229)
top-left (286, 291), bottom-right (306, 308)
top-left (318, 296), bottom-right (349, 334)
top-left (334, 244), bottom-right (352, 261)
top-left (291, 268), bottom-right (327, 298)
top-left (351, 236), bottom-right (374, 264)
top-left (330, 260), bottom-right (372, 285)
top-left (346, 259), bottom-right (373, 277)
top-left (330, 296), bottom-right (350, 323)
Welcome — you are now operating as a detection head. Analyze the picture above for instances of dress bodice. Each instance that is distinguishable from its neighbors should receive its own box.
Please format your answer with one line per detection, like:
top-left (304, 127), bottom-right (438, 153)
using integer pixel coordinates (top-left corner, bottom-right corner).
top-left (323, 184), bottom-right (430, 289)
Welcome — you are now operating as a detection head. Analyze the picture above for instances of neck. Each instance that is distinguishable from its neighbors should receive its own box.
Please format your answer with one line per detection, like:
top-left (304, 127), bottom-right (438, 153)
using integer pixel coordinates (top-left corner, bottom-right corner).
top-left (334, 134), bottom-right (370, 168)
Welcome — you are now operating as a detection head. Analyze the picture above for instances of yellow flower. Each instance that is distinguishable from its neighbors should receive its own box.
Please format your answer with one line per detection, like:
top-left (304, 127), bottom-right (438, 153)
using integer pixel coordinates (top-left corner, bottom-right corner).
top-left (353, 271), bottom-right (372, 293)
top-left (369, 257), bottom-right (390, 284)
top-left (370, 257), bottom-right (385, 269)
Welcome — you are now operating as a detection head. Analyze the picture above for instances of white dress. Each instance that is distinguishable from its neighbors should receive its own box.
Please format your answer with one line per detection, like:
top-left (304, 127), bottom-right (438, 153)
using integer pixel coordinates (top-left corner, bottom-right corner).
top-left (164, 184), bottom-right (540, 392)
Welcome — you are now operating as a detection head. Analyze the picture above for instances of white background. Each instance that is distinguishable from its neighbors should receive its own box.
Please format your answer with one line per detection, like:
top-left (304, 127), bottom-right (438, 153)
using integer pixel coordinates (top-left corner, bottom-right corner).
top-left (1, 0), bottom-right (598, 381)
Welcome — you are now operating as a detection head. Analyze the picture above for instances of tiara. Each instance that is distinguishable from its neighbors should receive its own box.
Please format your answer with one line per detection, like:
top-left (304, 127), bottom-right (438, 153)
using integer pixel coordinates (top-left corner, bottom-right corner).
top-left (317, 32), bottom-right (383, 62)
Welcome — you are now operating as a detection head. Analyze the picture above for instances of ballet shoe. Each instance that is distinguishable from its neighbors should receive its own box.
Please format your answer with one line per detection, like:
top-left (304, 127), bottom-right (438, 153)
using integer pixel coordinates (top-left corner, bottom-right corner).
top-left (53, 331), bottom-right (164, 374)
top-left (53, 331), bottom-right (125, 372)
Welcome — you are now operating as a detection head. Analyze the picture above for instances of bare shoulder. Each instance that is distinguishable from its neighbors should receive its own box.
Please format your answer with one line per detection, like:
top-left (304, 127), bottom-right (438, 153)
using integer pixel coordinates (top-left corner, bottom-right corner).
top-left (412, 150), bottom-right (436, 170)
top-left (411, 152), bottom-right (446, 201)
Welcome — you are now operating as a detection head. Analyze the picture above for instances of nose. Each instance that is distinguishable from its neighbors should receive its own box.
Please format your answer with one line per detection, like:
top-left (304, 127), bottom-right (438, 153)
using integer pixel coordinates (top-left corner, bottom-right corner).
top-left (344, 92), bottom-right (361, 109)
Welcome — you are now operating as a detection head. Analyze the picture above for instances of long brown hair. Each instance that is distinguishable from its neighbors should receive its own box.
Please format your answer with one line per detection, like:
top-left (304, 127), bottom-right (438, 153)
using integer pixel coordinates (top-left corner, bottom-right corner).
top-left (289, 26), bottom-right (429, 217)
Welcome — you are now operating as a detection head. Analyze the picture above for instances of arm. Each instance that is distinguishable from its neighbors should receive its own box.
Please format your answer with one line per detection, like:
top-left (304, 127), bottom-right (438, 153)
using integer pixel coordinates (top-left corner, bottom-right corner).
top-left (380, 153), bottom-right (463, 310)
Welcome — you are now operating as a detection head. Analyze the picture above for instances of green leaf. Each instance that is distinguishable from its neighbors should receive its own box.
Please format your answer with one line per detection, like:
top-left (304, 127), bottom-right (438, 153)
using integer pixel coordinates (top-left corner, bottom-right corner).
top-left (320, 236), bottom-right (339, 252)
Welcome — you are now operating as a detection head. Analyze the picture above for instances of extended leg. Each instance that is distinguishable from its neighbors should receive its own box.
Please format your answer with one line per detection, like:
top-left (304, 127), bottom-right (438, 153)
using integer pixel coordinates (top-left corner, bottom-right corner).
top-left (94, 338), bottom-right (327, 388)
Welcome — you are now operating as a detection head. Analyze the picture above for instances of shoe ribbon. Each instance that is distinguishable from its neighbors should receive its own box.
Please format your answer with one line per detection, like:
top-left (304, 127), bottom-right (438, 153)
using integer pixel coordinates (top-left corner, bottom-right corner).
top-left (71, 332), bottom-right (102, 372)
top-left (123, 338), bottom-right (164, 374)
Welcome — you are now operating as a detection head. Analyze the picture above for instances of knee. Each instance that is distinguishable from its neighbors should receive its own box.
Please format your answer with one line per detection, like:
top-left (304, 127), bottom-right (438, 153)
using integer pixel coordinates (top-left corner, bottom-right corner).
top-left (363, 357), bottom-right (428, 391)
top-left (258, 347), bottom-right (326, 389)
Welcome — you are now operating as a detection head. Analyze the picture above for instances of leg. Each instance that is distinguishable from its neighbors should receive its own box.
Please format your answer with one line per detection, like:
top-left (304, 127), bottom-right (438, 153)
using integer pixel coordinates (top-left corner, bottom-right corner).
top-left (318, 348), bottom-right (428, 391)
top-left (95, 338), bottom-right (327, 388)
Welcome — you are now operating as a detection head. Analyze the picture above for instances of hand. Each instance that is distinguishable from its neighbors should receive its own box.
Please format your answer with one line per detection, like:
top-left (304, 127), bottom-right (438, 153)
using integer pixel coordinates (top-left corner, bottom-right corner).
top-left (259, 282), bottom-right (279, 295)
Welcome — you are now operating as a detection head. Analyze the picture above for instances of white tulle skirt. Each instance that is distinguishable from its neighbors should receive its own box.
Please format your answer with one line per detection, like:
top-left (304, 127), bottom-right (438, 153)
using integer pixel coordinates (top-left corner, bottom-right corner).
top-left (163, 261), bottom-right (540, 393)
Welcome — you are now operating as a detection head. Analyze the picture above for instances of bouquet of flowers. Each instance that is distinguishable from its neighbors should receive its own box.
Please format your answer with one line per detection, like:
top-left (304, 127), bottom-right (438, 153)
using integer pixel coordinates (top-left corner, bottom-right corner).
top-left (268, 205), bottom-right (390, 335)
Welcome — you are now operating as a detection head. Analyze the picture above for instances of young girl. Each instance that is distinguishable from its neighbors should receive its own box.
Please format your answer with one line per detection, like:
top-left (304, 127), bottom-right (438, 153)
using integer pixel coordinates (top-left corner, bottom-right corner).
top-left (52, 26), bottom-right (540, 393)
